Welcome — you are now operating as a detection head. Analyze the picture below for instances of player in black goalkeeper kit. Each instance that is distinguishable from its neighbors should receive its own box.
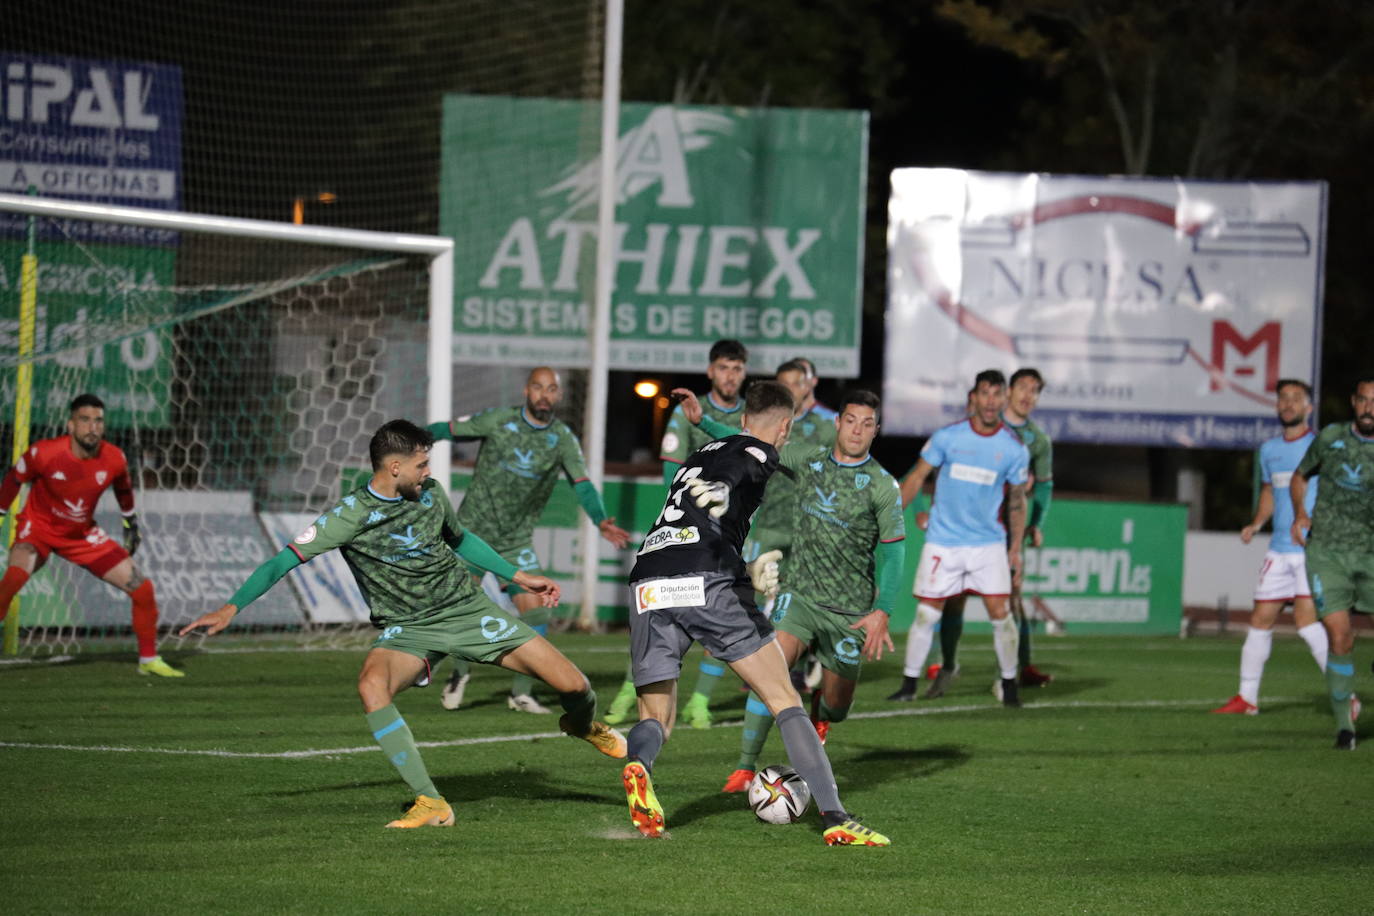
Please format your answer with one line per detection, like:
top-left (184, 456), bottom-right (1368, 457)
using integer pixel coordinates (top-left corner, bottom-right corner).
top-left (619, 380), bottom-right (890, 846)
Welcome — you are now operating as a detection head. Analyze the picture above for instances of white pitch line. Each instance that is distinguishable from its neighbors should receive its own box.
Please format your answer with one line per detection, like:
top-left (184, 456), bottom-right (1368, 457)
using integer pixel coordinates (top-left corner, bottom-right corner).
top-left (0, 696), bottom-right (1306, 760)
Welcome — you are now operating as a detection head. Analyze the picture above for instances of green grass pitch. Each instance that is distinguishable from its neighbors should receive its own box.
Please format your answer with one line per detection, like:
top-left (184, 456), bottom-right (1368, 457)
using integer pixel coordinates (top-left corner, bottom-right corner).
top-left (2, 632), bottom-right (1369, 915)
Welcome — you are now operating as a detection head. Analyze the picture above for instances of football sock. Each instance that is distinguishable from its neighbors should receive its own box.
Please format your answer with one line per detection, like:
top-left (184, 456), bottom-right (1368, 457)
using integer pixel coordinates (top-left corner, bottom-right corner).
top-left (1298, 621), bottom-right (1329, 672)
top-left (1238, 626), bottom-right (1273, 705)
top-left (558, 685), bottom-right (597, 735)
top-left (627, 717), bottom-right (666, 772)
top-left (775, 706), bottom-right (843, 816)
top-left (991, 615), bottom-right (1020, 680)
top-left (450, 659), bottom-right (472, 680)
top-left (818, 696), bottom-right (850, 723)
top-left (511, 607), bottom-right (551, 697)
top-left (940, 598), bottom-right (965, 668)
top-left (902, 603), bottom-right (943, 678)
top-left (366, 704), bottom-right (440, 799)
top-left (688, 658), bottom-right (726, 702)
top-left (1327, 653), bottom-right (1356, 731)
top-left (129, 580), bottom-right (159, 661)
top-left (0, 566), bottom-right (30, 622)
top-left (737, 694), bottom-right (773, 770)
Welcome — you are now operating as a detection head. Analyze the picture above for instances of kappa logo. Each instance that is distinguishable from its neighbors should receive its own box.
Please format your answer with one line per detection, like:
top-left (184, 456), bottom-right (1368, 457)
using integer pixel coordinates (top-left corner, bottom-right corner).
top-left (95, 470), bottom-right (107, 485)
top-left (541, 106), bottom-right (734, 218)
top-left (367, 510), bottom-right (387, 524)
top-left (379, 625), bottom-right (403, 640)
top-left (343, 495), bottom-right (357, 508)
top-left (504, 421), bottom-right (520, 433)
top-left (854, 473), bottom-right (870, 490)
top-left (813, 488), bottom-right (838, 512)
top-left (52, 470), bottom-right (67, 481)
top-left (810, 461), bottom-right (824, 473)
top-left (480, 615), bottom-right (519, 642)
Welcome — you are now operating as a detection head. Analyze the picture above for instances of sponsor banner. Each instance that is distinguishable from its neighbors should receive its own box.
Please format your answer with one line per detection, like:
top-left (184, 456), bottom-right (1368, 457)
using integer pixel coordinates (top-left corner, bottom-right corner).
top-left (885, 170), bottom-right (1325, 447)
top-left (259, 512), bottom-right (370, 624)
top-left (440, 96), bottom-right (867, 374)
top-left (634, 576), bottom-right (706, 614)
top-left (0, 241), bottom-right (176, 427)
top-left (8, 491), bottom-right (300, 629)
top-left (892, 497), bottom-right (1186, 634)
top-left (0, 52), bottom-right (183, 244)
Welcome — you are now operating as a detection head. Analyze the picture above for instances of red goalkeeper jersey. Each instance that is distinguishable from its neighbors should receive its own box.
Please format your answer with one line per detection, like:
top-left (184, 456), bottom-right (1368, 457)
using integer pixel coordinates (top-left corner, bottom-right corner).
top-left (1, 435), bottom-right (135, 537)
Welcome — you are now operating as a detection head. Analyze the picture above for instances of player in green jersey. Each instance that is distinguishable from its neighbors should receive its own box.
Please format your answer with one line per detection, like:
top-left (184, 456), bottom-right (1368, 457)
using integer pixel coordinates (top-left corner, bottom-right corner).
top-left (178, 420), bottom-right (626, 827)
top-left (713, 389), bottom-right (905, 792)
top-left (1290, 376), bottom-right (1374, 750)
top-left (607, 340), bottom-right (749, 729)
top-left (429, 367), bottom-right (630, 714)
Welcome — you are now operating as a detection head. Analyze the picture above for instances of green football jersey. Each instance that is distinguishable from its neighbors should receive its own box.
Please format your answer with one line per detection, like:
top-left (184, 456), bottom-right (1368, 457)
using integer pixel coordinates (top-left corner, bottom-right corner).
top-left (1004, 414), bottom-right (1053, 482)
top-left (777, 444), bottom-right (905, 611)
top-left (1297, 422), bottom-right (1374, 555)
top-left (659, 393), bottom-right (744, 466)
top-left (450, 406), bottom-right (591, 555)
top-left (748, 406), bottom-right (839, 552)
top-left (288, 478), bottom-right (476, 627)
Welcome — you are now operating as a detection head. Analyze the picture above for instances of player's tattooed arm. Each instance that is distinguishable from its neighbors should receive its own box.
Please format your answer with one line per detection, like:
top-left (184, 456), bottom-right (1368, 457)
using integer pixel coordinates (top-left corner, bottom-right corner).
top-left (1006, 483), bottom-right (1027, 588)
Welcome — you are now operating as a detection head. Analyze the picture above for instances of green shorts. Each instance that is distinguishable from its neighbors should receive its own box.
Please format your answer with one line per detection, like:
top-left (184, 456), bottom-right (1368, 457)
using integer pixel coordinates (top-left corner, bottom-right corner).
top-left (369, 591), bottom-right (536, 665)
top-left (462, 542), bottom-right (542, 595)
top-left (769, 590), bottom-right (864, 681)
top-left (1306, 544), bottom-right (1374, 617)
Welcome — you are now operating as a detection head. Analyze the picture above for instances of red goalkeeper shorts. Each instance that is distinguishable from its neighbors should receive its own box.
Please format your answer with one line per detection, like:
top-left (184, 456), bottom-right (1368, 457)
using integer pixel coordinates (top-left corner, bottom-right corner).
top-left (15, 516), bottom-right (129, 578)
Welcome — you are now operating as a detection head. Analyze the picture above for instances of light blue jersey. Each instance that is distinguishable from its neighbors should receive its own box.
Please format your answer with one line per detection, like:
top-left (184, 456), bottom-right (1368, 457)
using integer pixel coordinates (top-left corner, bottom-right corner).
top-left (922, 420), bottom-right (1030, 547)
top-left (1258, 429), bottom-right (1317, 554)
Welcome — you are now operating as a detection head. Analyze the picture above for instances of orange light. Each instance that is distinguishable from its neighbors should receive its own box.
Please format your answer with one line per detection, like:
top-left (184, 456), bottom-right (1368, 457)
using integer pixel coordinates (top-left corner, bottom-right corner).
top-left (656, 396), bottom-right (670, 409)
top-left (634, 380), bottom-right (660, 399)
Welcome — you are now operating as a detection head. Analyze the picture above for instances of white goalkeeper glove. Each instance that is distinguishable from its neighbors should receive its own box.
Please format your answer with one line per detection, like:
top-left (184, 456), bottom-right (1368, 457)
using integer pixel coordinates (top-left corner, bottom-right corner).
top-left (747, 549), bottom-right (782, 598)
top-left (687, 478), bottom-right (731, 518)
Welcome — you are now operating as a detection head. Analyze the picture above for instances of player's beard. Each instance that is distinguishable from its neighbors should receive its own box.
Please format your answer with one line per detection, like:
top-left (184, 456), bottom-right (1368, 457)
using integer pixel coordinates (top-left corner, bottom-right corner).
top-left (526, 401), bottom-right (554, 422)
top-left (1279, 410), bottom-right (1305, 429)
top-left (397, 480), bottom-right (423, 501)
top-left (73, 434), bottom-right (101, 456)
top-left (1356, 413), bottom-right (1374, 436)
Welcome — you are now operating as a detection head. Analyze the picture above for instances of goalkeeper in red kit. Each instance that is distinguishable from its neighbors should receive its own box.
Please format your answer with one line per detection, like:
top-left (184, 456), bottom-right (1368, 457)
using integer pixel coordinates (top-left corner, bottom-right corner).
top-left (0, 393), bottom-right (182, 676)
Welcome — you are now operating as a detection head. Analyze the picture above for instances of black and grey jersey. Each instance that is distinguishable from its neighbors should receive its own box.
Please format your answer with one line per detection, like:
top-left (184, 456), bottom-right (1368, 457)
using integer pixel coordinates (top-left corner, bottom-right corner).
top-left (630, 434), bottom-right (781, 580)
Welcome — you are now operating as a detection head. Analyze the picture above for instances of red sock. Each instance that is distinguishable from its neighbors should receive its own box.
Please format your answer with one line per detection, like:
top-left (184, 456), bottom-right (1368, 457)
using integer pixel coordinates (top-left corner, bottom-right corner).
top-left (0, 566), bottom-right (30, 622)
top-left (130, 579), bottom-right (159, 659)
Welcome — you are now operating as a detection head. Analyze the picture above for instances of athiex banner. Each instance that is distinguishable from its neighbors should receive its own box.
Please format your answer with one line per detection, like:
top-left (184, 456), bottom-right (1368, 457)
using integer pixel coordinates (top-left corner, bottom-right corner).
top-left (884, 170), bottom-right (1326, 448)
top-left (440, 97), bottom-right (867, 375)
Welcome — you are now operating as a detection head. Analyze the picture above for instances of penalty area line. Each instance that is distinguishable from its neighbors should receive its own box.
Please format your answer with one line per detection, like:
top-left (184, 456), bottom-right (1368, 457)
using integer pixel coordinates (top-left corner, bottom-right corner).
top-left (0, 696), bottom-right (1304, 760)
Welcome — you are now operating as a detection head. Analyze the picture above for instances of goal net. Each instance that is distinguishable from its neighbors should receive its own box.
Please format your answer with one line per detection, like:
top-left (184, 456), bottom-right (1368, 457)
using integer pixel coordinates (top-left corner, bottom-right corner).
top-left (0, 195), bottom-right (451, 654)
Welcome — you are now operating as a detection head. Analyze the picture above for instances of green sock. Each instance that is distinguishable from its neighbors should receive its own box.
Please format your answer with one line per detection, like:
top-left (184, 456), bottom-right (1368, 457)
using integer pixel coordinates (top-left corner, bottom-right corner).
top-left (690, 658), bottom-right (726, 702)
top-left (1017, 604), bottom-right (1032, 668)
top-left (511, 607), bottom-right (551, 697)
top-left (940, 601), bottom-right (965, 668)
top-left (451, 658), bottom-right (471, 679)
top-left (559, 686), bottom-right (597, 734)
top-left (1327, 652), bottom-right (1357, 731)
top-left (737, 692), bottom-right (773, 770)
top-left (818, 697), bottom-right (850, 723)
top-left (366, 704), bottom-right (440, 799)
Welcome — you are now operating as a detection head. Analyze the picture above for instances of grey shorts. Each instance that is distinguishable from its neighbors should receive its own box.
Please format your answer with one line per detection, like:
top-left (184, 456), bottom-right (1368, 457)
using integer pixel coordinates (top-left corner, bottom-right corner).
top-left (627, 570), bottom-right (774, 687)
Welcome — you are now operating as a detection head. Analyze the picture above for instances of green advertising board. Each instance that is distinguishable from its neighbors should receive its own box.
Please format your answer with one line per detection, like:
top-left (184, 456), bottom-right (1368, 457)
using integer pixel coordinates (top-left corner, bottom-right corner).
top-left (0, 239), bottom-right (175, 428)
top-left (890, 498), bottom-right (1187, 634)
top-left (439, 96), bottom-right (868, 376)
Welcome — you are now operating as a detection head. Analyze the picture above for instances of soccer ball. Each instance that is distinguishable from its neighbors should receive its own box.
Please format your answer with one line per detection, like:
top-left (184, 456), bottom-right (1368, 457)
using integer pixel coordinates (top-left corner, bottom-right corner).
top-left (747, 765), bottom-right (812, 824)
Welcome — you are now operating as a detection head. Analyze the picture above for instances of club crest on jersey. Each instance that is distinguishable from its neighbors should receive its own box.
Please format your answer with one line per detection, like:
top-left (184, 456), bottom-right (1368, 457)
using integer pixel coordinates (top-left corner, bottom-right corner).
top-left (638, 524), bottom-right (701, 555)
top-left (854, 473), bottom-right (870, 490)
top-left (802, 421), bottom-right (815, 437)
top-left (546, 431), bottom-right (558, 448)
top-left (420, 489), bottom-right (434, 507)
top-left (95, 470), bottom-right (108, 485)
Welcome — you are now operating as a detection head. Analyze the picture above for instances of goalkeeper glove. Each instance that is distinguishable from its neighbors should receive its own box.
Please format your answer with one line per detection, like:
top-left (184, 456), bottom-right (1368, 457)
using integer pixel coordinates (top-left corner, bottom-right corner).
top-left (747, 549), bottom-right (782, 598)
top-left (687, 479), bottom-right (731, 518)
top-left (122, 514), bottom-right (142, 557)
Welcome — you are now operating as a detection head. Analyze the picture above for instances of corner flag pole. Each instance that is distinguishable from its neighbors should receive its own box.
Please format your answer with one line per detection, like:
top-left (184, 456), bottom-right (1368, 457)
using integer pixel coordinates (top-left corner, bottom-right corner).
top-left (3, 196), bottom-right (38, 655)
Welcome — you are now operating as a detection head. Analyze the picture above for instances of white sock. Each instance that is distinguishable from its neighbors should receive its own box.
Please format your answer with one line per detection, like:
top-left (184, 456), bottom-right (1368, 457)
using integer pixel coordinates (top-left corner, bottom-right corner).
top-left (902, 604), bottom-right (943, 678)
top-left (991, 616), bottom-right (1019, 680)
top-left (1238, 626), bottom-right (1273, 705)
top-left (139, 655), bottom-right (158, 665)
top-left (1297, 621), bottom-right (1329, 672)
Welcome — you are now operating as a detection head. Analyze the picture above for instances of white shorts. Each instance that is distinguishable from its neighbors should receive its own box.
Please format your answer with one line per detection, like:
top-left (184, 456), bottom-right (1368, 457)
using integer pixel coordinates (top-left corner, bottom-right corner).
top-left (1253, 550), bottom-right (1311, 602)
top-left (914, 542), bottom-right (1011, 601)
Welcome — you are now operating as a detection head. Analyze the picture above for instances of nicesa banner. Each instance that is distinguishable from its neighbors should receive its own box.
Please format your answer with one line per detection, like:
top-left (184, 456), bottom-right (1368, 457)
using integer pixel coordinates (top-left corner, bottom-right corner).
top-left (441, 96), bottom-right (868, 375)
top-left (884, 170), bottom-right (1326, 448)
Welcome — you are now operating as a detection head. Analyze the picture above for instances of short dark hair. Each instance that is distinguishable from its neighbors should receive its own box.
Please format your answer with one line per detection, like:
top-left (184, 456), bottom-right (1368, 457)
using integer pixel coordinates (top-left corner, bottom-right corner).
top-left (775, 358), bottom-right (809, 377)
top-left (790, 356), bottom-right (817, 379)
top-left (69, 393), bottom-right (104, 414)
top-left (838, 388), bottom-right (881, 423)
top-left (744, 379), bottom-right (794, 419)
top-left (369, 419), bottom-right (433, 470)
top-left (709, 339), bottom-right (748, 364)
top-left (974, 369), bottom-right (1007, 389)
top-left (1276, 378), bottom-right (1313, 400)
top-left (1009, 368), bottom-right (1044, 391)
top-left (1353, 375), bottom-right (1374, 392)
